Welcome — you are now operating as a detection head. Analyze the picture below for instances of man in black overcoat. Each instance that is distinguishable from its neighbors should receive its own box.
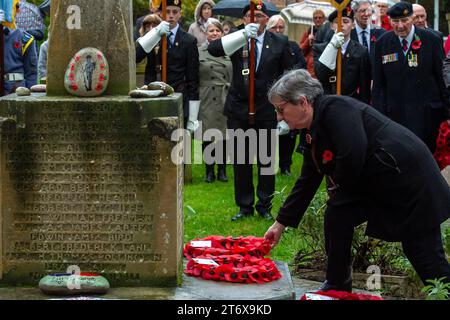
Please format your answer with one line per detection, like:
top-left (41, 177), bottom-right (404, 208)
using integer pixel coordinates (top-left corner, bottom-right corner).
top-left (372, 1), bottom-right (449, 152)
top-left (208, 3), bottom-right (294, 221)
top-left (265, 69), bottom-right (450, 292)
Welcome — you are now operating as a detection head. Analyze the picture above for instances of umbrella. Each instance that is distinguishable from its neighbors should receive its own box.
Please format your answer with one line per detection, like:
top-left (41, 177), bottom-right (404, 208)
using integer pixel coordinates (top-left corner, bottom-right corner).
top-left (15, 0), bottom-right (45, 30)
top-left (212, 0), bottom-right (279, 18)
top-left (38, 0), bottom-right (50, 17)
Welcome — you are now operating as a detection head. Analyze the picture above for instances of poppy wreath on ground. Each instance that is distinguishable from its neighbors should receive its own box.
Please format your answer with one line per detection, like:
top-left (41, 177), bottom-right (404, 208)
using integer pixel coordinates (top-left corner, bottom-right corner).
top-left (433, 121), bottom-right (450, 170)
top-left (300, 290), bottom-right (383, 300)
top-left (185, 254), bottom-right (282, 284)
top-left (183, 236), bottom-right (272, 259)
top-left (183, 236), bottom-right (281, 284)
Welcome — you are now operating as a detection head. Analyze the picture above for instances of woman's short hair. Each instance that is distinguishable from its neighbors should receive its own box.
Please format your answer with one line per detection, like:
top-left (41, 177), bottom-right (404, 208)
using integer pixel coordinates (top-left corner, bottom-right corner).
top-left (268, 69), bottom-right (324, 104)
top-left (266, 15), bottom-right (286, 32)
top-left (205, 18), bottom-right (223, 33)
top-left (139, 14), bottom-right (162, 37)
top-left (313, 9), bottom-right (325, 18)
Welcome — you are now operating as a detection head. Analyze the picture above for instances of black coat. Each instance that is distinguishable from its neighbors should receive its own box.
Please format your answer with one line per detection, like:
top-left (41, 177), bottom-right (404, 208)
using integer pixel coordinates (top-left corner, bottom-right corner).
top-left (277, 95), bottom-right (450, 242)
top-left (136, 28), bottom-right (200, 117)
top-left (372, 27), bottom-right (449, 151)
top-left (208, 32), bottom-right (294, 121)
top-left (314, 39), bottom-right (371, 104)
top-left (289, 41), bottom-right (307, 70)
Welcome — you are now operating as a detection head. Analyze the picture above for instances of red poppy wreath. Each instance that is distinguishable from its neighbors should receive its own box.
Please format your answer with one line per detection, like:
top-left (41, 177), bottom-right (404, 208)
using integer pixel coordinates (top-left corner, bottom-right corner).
top-left (183, 236), bottom-right (282, 284)
top-left (434, 121), bottom-right (450, 170)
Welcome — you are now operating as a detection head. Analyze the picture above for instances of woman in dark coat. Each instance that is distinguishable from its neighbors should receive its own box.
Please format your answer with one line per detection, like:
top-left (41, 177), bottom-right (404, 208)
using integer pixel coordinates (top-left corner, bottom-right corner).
top-left (265, 69), bottom-right (450, 292)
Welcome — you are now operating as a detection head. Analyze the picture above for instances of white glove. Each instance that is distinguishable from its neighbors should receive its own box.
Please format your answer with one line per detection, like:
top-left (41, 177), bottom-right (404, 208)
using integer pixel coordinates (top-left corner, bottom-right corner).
top-left (155, 21), bottom-right (170, 37)
top-left (277, 121), bottom-right (290, 136)
top-left (329, 32), bottom-right (345, 49)
top-left (187, 100), bottom-right (200, 133)
top-left (137, 21), bottom-right (170, 53)
top-left (0, 10), bottom-right (5, 23)
top-left (244, 23), bottom-right (259, 39)
top-left (318, 32), bottom-right (345, 71)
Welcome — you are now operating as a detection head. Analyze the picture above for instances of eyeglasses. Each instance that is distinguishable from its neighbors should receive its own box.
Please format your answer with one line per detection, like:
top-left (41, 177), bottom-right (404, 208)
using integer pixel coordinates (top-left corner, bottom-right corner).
top-left (273, 101), bottom-right (289, 115)
top-left (270, 26), bottom-right (285, 31)
top-left (245, 13), bottom-right (267, 19)
top-left (356, 8), bottom-right (372, 14)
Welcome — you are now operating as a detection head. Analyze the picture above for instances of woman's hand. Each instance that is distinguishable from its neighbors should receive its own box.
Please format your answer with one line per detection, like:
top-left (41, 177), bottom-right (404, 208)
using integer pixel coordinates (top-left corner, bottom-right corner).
top-left (264, 221), bottom-right (286, 249)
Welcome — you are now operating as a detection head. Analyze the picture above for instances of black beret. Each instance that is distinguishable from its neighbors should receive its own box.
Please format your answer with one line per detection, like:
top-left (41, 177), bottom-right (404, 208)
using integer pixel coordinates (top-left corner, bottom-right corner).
top-left (243, 2), bottom-right (269, 16)
top-left (159, 0), bottom-right (182, 9)
top-left (387, 1), bottom-right (413, 19)
top-left (328, 6), bottom-right (354, 23)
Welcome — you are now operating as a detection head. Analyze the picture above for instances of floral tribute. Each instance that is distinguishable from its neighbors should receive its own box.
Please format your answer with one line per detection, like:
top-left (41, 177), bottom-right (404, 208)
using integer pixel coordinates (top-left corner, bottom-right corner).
top-left (183, 236), bottom-right (282, 284)
top-left (300, 290), bottom-right (383, 300)
top-left (434, 121), bottom-right (450, 170)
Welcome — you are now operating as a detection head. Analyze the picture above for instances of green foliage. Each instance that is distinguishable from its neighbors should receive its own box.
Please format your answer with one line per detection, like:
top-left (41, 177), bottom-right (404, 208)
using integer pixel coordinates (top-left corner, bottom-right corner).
top-left (421, 277), bottom-right (450, 300)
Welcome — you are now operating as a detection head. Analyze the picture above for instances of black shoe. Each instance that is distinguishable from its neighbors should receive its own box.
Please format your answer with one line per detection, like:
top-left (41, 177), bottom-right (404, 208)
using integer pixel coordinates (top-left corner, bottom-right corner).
top-left (231, 211), bottom-right (253, 222)
top-left (257, 210), bottom-right (273, 221)
top-left (217, 165), bottom-right (228, 182)
top-left (205, 165), bottom-right (215, 183)
top-left (317, 280), bottom-right (352, 293)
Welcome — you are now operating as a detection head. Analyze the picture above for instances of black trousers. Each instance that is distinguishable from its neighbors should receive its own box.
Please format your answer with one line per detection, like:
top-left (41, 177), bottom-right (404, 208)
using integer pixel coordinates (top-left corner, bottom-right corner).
top-left (324, 203), bottom-right (450, 286)
top-left (227, 118), bottom-right (277, 214)
top-left (279, 130), bottom-right (298, 171)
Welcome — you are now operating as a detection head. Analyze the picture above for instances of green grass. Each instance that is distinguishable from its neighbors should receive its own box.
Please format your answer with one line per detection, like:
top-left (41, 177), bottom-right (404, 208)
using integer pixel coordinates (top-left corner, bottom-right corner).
top-left (183, 141), bottom-right (315, 265)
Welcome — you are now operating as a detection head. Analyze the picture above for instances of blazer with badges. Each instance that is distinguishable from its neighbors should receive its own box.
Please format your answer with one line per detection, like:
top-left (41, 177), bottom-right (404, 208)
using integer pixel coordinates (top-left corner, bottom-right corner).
top-left (314, 39), bottom-right (371, 104)
top-left (136, 27), bottom-right (200, 116)
top-left (372, 28), bottom-right (449, 151)
top-left (276, 95), bottom-right (450, 242)
top-left (208, 32), bottom-right (294, 121)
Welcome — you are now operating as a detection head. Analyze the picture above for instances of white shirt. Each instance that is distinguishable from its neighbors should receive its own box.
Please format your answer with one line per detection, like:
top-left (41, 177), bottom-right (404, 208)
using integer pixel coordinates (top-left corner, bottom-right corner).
top-left (168, 23), bottom-right (180, 46)
top-left (355, 23), bottom-right (371, 52)
top-left (398, 25), bottom-right (415, 55)
top-left (341, 38), bottom-right (351, 54)
top-left (249, 30), bottom-right (265, 71)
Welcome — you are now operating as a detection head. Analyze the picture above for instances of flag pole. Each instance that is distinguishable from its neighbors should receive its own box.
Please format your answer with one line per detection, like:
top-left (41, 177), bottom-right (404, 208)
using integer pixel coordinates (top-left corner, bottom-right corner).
top-left (336, 10), bottom-right (342, 95)
top-left (330, 0), bottom-right (351, 96)
top-left (248, 1), bottom-right (255, 125)
top-left (161, 0), bottom-right (167, 83)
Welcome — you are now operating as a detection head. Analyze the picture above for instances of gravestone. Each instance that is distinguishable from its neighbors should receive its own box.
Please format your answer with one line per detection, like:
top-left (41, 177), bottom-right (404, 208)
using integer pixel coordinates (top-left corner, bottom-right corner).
top-left (0, 0), bottom-right (184, 287)
top-left (46, 0), bottom-right (135, 95)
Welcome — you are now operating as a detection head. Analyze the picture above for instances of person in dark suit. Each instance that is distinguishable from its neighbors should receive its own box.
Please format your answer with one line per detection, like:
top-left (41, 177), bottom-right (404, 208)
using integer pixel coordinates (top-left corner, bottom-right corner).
top-left (136, 0), bottom-right (200, 129)
top-left (265, 69), bottom-right (450, 292)
top-left (314, 7), bottom-right (371, 104)
top-left (267, 14), bottom-right (307, 176)
top-left (372, 1), bottom-right (449, 153)
top-left (413, 3), bottom-right (444, 47)
top-left (350, 0), bottom-right (386, 65)
top-left (208, 3), bottom-right (294, 221)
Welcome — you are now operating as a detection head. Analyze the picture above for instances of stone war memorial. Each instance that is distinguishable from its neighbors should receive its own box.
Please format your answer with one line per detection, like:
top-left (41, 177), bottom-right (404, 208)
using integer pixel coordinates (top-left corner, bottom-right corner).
top-left (0, 0), bottom-right (184, 289)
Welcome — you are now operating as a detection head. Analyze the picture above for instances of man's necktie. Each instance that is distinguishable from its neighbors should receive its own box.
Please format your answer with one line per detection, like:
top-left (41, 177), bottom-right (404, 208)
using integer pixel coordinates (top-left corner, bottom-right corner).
top-left (361, 30), bottom-right (369, 48)
top-left (402, 38), bottom-right (408, 53)
top-left (168, 32), bottom-right (174, 50)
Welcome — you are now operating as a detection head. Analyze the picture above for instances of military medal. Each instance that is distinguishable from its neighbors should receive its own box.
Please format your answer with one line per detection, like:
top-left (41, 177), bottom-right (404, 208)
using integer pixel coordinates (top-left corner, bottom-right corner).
top-left (305, 133), bottom-right (312, 144)
top-left (408, 52), bottom-right (418, 67)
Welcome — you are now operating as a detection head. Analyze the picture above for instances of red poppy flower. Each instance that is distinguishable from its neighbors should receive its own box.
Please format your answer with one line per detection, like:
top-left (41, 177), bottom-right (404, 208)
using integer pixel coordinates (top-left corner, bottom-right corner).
top-left (14, 41), bottom-right (20, 49)
top-left (100, 64), bottom-right (106, 70)
top-left (71, 83), bottom-right (78, 91)
top-left (411, 39), bottom-right (422, 50)
top-left (97, 53), bottom-right (103, 60)
top-left (75, 55), bottom-right (81, 62)
top-left (96, 83), bottom-right (103, 91)
top-left (70, 64), bottom-right (75, 71)
top-left (371, 35), bottom-right (377, 42)
top-left (69, 73), bottom-right (75, 81)
top-left (323, 150), bottom-right (333, 162)
top-left (202, 268), bottom-right (220, 281)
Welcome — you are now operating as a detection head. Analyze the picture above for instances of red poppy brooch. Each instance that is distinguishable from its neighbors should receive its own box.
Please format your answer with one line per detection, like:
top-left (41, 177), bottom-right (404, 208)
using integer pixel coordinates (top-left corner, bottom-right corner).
top-left (411, 34), bottom-right (422, 51)
top-left (322, 150), bottom-right (333, 164)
